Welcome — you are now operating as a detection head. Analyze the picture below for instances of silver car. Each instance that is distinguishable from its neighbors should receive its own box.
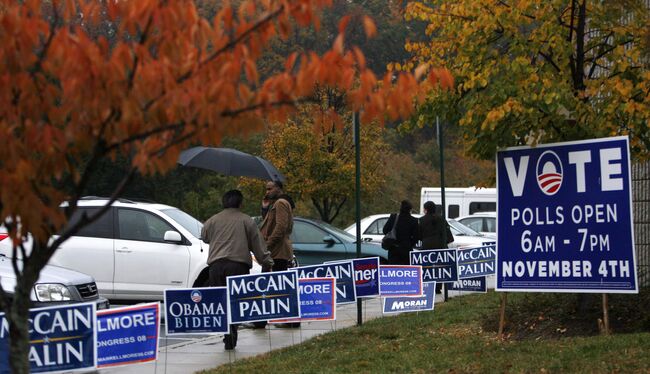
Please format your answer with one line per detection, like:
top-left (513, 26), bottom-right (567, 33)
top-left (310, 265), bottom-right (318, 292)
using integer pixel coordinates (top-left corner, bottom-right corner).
top-left (0, 254), bottom-right (109, 309)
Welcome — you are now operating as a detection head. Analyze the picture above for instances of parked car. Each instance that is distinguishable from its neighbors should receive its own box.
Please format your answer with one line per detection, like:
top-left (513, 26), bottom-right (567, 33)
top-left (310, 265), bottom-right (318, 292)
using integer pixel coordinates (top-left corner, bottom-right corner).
top-left (456, 212), bottom-right (497, 237)
top-left (290, 217), bottom-right (387, 265)
top-left (0, 253), bottom-right (109, 309)
top-left (345, 214), bottom-right (496, 248)
top-left (0, 197), bottom-right (262, 301)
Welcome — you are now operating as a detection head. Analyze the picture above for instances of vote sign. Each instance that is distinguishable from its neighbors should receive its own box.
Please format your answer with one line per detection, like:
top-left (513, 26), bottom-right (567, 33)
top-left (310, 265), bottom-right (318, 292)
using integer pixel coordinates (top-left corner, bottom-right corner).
top-left (353, 257), bottom-right (380, 298)
top-left (0, 303), bottom-right (96, 373)
top-left (379, 265), bottom-right (423, 296)
top-left (164, 287), bottom-right (228, 334)
top-left (457, 245), bottom-right (497, 279)
top-left (96, 303), bottom-right (159, 368)
top-left (496, 136), bottom-right (637, 293)
top-left (296, 262), bottom-right (357, 304)
top-left (228, 271), bottom-right (301, 324)
top-left (410, 249), bottom-right (458, 283)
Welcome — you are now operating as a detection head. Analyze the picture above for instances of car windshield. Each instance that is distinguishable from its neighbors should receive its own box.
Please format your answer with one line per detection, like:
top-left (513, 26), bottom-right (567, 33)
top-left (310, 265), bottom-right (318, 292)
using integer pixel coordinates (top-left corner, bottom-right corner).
top-left (448, 219), bottom-right (482, 236)
top-left (161, 208), bottom-right (203, 239)
top-left (318, 221), bottom-right (357, 242)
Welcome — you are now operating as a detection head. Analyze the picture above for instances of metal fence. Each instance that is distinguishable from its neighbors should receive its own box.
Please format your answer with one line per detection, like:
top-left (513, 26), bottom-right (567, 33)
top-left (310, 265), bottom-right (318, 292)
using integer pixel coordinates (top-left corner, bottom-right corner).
top-left (633, 160), bottom-right (650, 288)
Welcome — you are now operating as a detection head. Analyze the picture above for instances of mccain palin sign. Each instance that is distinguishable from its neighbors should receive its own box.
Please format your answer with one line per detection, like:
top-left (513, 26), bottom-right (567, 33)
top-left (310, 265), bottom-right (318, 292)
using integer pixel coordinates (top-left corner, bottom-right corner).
top-left (496, 136), bottom-right (638, 293)
top-left (296, 262), bottom-right (357, 304)
top-left (0, 303), bottom-right (96, 373)
top-left (227, 270), bottom-right (301, 324)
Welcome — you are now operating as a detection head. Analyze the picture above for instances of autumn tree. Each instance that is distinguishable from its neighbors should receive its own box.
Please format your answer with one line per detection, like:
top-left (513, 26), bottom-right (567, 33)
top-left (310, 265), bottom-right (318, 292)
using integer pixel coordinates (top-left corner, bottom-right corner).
top-left (263, 87), bottom-right (389, 224)
top-left (0, 1), bottom-right (452, 372)
top-left (404, 0), bottom-right (650, 160)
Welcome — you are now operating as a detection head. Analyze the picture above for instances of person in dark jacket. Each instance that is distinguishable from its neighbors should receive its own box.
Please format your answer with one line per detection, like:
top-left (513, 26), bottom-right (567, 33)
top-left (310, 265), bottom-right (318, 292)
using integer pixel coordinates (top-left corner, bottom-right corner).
top-left (382, 200), bottom-right (419, 265)
top-left (419, 201), bottom-right (452, 249)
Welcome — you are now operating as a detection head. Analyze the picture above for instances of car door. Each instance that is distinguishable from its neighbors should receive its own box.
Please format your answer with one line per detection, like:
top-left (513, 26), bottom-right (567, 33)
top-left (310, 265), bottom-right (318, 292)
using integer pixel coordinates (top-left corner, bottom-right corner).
top-left (362, 217), bottom-right (389, 244)
top-left (113, 208), bottom-right (190, 298)
top-left (50, 207), bottom-right (115, 295)
top-left (291, 220), bottom-right (347, 266)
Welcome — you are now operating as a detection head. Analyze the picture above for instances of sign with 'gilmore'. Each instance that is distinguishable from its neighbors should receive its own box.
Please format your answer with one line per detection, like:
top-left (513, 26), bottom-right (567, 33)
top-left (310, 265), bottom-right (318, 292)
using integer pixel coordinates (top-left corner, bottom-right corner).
top-left (379, 265), bottom-right (423, 296)
top-left (353, 257), bottom-right (380, 298)
top-left (410, 249), bottom-right (458, 283)
top-left (296, 262), bottom-right (357, 304)
top-left (383, 282), bottom-right (436, 314)
top-left (228, 271), bottom-right (301, 324)
top-left (164, 287), bottom-right (229, 334)
top-left (0, 303), bottom-right (96, 373)
top-left (496, 136), bottom-right (638, 293)
top-left (96, 303), bottom-right (159, 368)
top-left (457, 245), bottom-right (497, 279)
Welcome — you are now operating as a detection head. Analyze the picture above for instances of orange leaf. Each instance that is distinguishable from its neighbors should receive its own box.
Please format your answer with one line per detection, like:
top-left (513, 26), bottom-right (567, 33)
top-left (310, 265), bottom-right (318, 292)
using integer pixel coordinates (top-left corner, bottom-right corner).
top-left (338, 15), bottom-right (351, 34)
top-left (362, 16), bottom-right (377, 38)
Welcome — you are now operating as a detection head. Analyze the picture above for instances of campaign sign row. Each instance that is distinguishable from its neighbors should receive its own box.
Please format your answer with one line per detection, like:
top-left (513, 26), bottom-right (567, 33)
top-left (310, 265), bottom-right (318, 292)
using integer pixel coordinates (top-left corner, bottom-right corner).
top-left (0, 302), bottom-right (159, 373)
top-left (0, 251), bottom-right (495, 373)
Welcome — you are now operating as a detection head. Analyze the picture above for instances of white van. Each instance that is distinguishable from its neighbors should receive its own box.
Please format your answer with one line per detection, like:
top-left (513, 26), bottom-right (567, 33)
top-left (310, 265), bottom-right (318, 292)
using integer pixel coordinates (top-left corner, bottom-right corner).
top-left (420, 187), bottom-right (496, 219)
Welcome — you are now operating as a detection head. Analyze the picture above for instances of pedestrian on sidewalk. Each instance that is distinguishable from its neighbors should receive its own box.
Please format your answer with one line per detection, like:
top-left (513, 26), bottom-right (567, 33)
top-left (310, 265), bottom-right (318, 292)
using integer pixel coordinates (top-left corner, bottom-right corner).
top-left (383, 200), bottom-right (419, 265)
top-left (419, 200), bottom-right (453, 294)
top-left (201, 189), bottom-right (274, 350)
top-left (259, 180), bottom-right (299, 328)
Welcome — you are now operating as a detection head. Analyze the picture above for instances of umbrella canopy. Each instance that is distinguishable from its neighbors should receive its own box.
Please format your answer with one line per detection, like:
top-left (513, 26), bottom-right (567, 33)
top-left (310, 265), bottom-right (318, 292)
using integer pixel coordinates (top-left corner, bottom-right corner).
top-left (177, 146), bottom-right (286, 182)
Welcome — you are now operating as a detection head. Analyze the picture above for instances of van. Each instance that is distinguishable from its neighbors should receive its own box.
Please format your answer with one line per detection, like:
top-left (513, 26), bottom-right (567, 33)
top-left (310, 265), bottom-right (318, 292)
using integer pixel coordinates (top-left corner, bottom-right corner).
top-left (420, 187), bottom-right (496, 219)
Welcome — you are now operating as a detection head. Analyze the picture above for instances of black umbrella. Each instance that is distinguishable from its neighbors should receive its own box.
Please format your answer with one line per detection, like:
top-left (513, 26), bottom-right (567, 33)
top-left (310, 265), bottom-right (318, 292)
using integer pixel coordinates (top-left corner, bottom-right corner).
top-left (177, 146), bottom-right (286, 182)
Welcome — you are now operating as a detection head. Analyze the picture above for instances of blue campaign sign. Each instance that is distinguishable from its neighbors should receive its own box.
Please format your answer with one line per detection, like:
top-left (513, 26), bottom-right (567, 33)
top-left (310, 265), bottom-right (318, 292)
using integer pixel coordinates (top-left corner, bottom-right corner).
top-left (296, 262), bottom-right (357, 304)
top-left (297, 278), bottom-right (336, 321)
top-left (164, 287), bottom-right (229, 334)
top-left (228, 270), bottom-right (301, 324)
top-left (0, 303), bottom-right (96, 373)
top-left (96, 303), bottom-right (159, 368)
top-left (383, 282), bottom-right (435, 314)
top-left (379, 265), bottom-right (423, 297)
top-left (496, 136), bottom-right (638, 293)
top-left (410, 249), bottom-right (458, 283)
top-left (353, 257), bottom-right (380, 298)
top-left (457, 245), bottom-right (497, 279)
top-left (450, 276), bottom-right (488, 293)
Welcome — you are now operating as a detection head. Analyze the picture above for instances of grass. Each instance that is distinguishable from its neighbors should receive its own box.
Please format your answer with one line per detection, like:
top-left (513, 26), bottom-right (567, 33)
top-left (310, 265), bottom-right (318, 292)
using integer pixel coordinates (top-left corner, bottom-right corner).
top-left (201, 290), bottom-right (650, 373)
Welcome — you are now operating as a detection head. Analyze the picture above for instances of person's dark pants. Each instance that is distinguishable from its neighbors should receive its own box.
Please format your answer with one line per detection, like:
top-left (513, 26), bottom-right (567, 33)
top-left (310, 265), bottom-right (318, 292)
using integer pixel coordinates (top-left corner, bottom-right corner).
top-left (209, 259), bottom-right (249, 349)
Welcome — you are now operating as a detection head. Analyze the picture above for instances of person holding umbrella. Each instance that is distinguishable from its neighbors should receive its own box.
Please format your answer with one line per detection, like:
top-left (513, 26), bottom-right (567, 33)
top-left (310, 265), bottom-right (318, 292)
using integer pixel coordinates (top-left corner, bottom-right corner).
top-left (201, 189), bottom-right (274, 350)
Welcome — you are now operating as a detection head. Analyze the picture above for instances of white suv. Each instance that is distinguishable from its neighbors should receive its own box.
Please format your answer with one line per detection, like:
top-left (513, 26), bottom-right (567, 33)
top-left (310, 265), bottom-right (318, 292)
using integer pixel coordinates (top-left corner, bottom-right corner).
top-left (1, 198), bottom-right (215, 301)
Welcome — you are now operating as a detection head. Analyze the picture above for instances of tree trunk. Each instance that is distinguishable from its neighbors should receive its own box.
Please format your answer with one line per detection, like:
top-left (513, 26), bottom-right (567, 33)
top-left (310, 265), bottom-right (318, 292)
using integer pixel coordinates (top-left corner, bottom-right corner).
top-left (8, 282), bottom-right (32, 374)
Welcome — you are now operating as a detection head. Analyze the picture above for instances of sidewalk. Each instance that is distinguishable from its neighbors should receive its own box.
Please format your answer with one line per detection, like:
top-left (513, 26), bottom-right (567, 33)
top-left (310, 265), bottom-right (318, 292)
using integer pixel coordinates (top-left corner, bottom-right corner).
top-left (100, 295), bottom-right (445, 374)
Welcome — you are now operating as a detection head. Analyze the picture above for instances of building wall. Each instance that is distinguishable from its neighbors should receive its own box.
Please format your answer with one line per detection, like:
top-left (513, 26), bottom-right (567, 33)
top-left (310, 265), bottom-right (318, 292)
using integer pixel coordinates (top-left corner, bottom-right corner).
top-left (633, 160), bottom-right (650, 288)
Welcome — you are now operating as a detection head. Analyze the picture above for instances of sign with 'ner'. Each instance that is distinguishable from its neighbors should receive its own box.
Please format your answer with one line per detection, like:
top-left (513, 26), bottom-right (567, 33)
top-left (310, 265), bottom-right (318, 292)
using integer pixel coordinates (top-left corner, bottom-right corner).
top-left (164, 287), bottom-right (229, 334)
top-left (96, 303), bottom-right (159, 368)
top-left (228, 271), bottom-right (301, 324)
top-left (296, 262), bottom-right (357, 304)
top-left (410, 249), bottom-right (458, 283)
top-left (0, 303), bottom-right (97, 373)
top-left (379, 265), bottom-right (423, 296)
top-left (383, 282), bottom-right (436, 314)
top-left (496, 136), bottom-right (638, 293)
top-left (353, 257), bottom-right (380, 298)
top-left (457, 245), bottom-right (497, 279)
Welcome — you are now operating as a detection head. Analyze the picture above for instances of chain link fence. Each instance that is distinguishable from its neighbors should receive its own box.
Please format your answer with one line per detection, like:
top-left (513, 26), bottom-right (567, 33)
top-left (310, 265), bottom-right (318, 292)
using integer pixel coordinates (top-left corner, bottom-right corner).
top-left (633, 160), bottom-right (650, 288)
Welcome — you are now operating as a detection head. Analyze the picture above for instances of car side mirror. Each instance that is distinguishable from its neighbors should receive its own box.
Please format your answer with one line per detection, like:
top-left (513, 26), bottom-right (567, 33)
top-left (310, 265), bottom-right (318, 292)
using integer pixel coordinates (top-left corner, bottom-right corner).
top-left (322, 235), bottom-right (336, 246)
top-left (363, 237), bottom-right (373, 242)
top-left (163, 231), bottom-right (182, 243)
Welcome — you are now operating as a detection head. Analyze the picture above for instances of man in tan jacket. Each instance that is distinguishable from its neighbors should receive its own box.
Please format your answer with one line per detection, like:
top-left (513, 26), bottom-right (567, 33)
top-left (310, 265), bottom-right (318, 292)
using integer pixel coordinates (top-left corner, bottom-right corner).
top-left (201, 189), bottom-right (273, 349)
